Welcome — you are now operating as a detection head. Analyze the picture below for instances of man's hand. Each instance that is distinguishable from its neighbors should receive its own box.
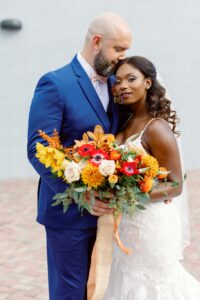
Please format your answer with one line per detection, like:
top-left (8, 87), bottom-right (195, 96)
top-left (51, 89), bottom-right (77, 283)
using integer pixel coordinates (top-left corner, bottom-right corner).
top-left (85, 191), bottom-right (114, 216)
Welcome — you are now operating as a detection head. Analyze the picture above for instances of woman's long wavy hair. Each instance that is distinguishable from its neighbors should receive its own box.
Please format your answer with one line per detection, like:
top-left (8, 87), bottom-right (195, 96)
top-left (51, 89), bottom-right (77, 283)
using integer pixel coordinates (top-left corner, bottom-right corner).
top-left (114, 56), bottom-right (179, 135)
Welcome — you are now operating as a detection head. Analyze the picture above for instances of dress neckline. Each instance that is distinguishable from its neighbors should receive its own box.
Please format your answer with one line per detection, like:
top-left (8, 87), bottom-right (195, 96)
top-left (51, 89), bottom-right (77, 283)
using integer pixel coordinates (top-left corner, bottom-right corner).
top-left (124, 117), bottom-right (169, 146)
top-left (125, 118), bottom-right (156, 145)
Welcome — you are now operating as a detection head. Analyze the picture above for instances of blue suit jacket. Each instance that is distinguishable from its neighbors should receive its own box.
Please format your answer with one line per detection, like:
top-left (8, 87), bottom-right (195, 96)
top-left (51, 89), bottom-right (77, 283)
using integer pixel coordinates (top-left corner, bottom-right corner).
top-left (27, 55), bottom-right (119, 229)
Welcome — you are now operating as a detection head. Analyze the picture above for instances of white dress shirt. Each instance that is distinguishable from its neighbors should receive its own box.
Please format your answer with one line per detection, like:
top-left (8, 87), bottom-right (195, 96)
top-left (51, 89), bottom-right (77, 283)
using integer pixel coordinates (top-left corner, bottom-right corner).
top-left (77, 52), bottom-right (109, 111)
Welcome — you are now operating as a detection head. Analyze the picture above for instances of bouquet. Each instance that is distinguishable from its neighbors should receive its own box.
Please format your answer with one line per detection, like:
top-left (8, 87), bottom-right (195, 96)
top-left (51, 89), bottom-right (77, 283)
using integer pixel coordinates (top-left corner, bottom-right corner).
top-left (36, 125), bottom-right (169, 254)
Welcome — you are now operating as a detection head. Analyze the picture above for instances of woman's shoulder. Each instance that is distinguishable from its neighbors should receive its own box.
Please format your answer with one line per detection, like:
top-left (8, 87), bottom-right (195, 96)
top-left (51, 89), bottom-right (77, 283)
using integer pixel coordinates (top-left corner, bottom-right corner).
top-left (143, 118), bottom-right (176, 145)
top-left (145, 118), bottom-right (172, 134)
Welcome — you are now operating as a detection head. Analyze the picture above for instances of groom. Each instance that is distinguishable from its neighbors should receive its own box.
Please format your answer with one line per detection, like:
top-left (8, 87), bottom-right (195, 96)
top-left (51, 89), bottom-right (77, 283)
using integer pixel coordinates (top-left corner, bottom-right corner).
top-left (27, 12), bottom-right (132, 300)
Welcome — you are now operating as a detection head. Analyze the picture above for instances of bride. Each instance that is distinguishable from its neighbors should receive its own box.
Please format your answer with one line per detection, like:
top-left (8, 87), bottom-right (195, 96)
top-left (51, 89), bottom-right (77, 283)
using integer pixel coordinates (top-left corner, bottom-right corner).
top-left (103, 56), bottom-right (200, 299)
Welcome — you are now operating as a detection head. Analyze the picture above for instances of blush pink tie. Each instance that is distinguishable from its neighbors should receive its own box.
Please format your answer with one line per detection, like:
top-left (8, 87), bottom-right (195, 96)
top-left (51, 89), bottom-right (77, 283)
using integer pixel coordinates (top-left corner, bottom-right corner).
top-left (91, 73), bottom-right (108, 84)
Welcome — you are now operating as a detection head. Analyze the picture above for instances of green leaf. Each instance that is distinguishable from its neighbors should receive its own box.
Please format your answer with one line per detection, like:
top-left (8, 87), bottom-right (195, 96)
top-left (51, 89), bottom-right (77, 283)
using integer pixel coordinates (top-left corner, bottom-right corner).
top-left (84, 201), bottom-right (92, 213)
top-left (74, 186), bottom-right (87, 192)
top-left (136, 192), bottom-right (149, 205)
top-left (53, 193), bottom-right (63, 200)
top-left (51, 199), bottom-right (62, 206)
top-left (63, 204), bottom-right (69, 213)
top-left (116, 185), bottom-right (121, 190)
top-left (59, 193), bottom-right (68, 199)
top-left (171, 181), bottom-right (179, 188)
top-left (98, 190), bottom-right (104, 200)
top-left (109, 183), bottom-right (115, 189)
top-left (72, 191), bottom-right (79, 203)
top-left (90, 191), bottom-right (95, 207)
top-left (136, 204), bottom-right (146, 210)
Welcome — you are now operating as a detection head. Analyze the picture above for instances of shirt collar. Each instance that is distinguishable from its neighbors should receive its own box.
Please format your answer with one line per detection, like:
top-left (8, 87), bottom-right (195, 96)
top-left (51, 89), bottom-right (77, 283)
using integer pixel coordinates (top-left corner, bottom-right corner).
top-left (77, 52), bottom-right (95, 79)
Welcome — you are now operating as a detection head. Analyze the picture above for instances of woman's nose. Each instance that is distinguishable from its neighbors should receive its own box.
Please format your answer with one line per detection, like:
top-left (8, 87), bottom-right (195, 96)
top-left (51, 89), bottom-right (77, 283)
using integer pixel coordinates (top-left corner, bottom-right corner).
top-left (119, 81), bottom-right (128, 89)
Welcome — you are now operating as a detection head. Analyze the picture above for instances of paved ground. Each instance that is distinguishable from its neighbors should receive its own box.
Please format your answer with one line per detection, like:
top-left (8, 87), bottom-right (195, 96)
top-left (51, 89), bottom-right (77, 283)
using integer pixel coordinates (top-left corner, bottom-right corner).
top-left (0, 170), bottom-right (199, 299)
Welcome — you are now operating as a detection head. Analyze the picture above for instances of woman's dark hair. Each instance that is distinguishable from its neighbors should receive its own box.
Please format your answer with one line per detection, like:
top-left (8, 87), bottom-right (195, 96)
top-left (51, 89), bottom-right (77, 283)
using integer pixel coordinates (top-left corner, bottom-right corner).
top-left (114, 56), bottom-right (179, 135)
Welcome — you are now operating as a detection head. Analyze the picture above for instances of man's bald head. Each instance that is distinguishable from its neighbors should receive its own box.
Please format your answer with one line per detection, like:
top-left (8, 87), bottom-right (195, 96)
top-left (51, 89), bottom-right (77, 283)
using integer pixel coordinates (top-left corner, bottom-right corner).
top-left (85, 12), bottom-right (132, 42)
top-left (81, 12), bottom-right (132, 76)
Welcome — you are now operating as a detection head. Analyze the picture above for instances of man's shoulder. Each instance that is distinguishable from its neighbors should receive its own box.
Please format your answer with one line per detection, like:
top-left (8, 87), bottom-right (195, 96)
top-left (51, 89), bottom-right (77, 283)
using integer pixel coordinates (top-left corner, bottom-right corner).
top-left (38, 58), bottom-right (76, 85)
top-left (46, 61), bottom-right (73, 79)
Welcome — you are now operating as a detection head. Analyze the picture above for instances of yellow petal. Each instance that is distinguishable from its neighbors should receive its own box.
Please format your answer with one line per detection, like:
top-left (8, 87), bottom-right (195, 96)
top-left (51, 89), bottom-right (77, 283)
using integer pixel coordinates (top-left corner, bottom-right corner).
top-left (94, 125), bottom-right (104, 140)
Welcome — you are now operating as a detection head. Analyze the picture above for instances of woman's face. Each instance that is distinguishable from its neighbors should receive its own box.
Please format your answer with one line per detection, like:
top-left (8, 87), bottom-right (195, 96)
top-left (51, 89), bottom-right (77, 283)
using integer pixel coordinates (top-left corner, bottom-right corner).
top-left (115, 63), bottom-right (151, 105)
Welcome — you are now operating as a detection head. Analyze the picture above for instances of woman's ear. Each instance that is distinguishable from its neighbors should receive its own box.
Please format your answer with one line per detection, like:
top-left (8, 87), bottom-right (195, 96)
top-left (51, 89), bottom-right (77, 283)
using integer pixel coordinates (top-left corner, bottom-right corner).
top-left (145, 78), bottom-right (152, 90)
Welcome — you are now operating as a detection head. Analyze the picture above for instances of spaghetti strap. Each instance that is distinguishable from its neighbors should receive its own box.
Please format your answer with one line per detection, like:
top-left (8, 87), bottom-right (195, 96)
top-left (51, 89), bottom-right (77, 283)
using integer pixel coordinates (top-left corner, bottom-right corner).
top-left (140, 117), bottom-right (169, 137)
top-left (124, 118), bottom-right (169, 146)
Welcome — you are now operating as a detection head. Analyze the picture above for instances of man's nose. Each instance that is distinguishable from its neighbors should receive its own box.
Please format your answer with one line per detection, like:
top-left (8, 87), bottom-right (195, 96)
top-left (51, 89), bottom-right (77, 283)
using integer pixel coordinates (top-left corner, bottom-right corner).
top-left (118, 52), bottom-right (126, 61)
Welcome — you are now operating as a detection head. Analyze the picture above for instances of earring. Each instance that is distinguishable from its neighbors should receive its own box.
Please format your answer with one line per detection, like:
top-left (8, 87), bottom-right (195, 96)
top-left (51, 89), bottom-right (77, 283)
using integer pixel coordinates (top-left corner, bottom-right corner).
top-left (114, 95), bottom-right (122, 104)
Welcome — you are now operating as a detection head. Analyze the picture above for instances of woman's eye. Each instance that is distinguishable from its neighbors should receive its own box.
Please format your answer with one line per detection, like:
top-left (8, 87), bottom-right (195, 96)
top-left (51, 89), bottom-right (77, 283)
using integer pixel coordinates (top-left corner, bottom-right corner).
top-left (115, 80), bottom-right (121, 85)
top-left (128, 76), bottom-right (136, 82)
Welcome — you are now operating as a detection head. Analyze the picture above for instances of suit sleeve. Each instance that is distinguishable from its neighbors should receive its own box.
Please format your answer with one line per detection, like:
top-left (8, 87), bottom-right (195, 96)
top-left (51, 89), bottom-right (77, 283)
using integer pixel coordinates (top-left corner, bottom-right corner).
top-left (27, 73), bottom-right (67, 193)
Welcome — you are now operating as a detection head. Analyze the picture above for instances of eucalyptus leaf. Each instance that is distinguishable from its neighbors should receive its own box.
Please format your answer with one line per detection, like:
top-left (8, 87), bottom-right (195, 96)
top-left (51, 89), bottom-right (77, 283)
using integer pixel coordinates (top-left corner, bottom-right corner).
top-left (51, 199), bottom-right (62, 206)
top-left (63, 204), bottom-right (69, 213)
top-left (90, 191), bottom-right (95, 207)
top-left (136, 204), bottom-right (146, 210)
top-left (53, 193), bottom-right (63, 200)
top-left (136, 192), bottom-right (150, 204)
top-left (72, 191), bottom-right (79, 203)
top-left (74, 186), bottom-right (87, 192)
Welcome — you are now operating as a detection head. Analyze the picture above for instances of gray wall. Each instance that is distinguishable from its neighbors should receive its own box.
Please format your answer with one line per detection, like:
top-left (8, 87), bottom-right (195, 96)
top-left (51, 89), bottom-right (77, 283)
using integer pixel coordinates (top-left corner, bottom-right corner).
top-left (1, 0), bottom-right (200, 179)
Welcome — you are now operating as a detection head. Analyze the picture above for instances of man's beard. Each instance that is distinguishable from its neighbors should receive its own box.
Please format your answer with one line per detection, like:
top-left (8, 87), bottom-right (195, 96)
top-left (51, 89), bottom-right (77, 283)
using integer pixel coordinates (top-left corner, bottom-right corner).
top-left (93, 50), bottom-right (116, 77)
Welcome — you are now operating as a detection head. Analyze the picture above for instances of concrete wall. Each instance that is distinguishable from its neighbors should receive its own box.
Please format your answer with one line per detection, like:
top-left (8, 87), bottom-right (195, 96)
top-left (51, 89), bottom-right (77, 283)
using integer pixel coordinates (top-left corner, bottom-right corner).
top-left (1, 0), bottom-right (200, 179)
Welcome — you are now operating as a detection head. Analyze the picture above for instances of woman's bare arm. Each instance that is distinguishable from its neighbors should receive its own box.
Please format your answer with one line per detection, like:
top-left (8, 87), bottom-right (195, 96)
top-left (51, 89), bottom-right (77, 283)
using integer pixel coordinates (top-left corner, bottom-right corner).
top-left (142, 119), bottom-right (183, 202)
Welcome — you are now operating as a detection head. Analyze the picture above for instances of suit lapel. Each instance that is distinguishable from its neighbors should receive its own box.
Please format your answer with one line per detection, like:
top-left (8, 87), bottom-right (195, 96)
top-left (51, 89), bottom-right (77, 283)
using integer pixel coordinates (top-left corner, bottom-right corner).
top-left (71, 55), bottom-right (110, 132)
top-left (107, 78), bottom-right (119, 134)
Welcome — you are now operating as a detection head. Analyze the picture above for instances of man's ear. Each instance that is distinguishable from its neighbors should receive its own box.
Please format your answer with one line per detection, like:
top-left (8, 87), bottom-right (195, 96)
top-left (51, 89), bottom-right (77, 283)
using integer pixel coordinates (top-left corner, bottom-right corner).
top-left (92, 35), bottom-right (102, 50)
top-left (145, 78), bottom-right (152, 90)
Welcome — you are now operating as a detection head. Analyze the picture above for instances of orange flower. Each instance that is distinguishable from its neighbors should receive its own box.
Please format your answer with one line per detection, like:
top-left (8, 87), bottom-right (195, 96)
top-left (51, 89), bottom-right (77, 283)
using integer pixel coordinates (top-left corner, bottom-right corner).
top-left (157, 167), bottom-right (169, 180)
top-left (86, 125), bottom-right (115, 148)
top-left (110, 150), bottom-right (121, 161)
top-left (140, 176), bottom-right (154, 193)
top-left (38, 129), bottom-right (62, 149)
top-left (81, 164), bottom-right (105, 188)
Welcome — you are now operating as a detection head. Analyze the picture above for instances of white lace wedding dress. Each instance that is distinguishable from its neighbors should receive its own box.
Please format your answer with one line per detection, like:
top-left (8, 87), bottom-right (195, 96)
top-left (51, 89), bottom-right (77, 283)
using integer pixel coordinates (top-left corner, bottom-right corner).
top-left (104, 124), bottom-right (200, 300)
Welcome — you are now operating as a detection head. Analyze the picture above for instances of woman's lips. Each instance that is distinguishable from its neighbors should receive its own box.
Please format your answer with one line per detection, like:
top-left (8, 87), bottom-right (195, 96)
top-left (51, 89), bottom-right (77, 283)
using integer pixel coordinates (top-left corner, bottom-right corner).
top-left (120, 92), bottom-right (132, 100)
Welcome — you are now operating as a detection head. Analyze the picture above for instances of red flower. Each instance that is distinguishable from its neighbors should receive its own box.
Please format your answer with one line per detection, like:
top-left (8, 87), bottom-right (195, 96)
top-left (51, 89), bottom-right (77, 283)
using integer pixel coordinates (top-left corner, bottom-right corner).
top-left (135, 155), bottom-right (142, 163)
top-left (90, 149), bottom-right (109, 165)
top-left (78, 144), bottom-right (95, 157)
top-left (120, 161), bottom-right (139, 176)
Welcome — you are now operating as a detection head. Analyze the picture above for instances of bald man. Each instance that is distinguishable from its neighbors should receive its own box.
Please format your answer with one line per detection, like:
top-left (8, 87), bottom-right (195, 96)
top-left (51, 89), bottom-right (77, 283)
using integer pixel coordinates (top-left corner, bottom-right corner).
top-left (27, 12), bottom-right (131, 300)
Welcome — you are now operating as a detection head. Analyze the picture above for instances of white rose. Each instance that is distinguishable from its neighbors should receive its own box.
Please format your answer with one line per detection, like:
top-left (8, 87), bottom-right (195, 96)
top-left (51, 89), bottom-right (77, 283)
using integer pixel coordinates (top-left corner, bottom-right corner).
top-left (64, 161), bottom-right (81, 183)
top-left (61, 159), bottom-right (70, 170)
top-left (99, 160), bottom-right (116, 176)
